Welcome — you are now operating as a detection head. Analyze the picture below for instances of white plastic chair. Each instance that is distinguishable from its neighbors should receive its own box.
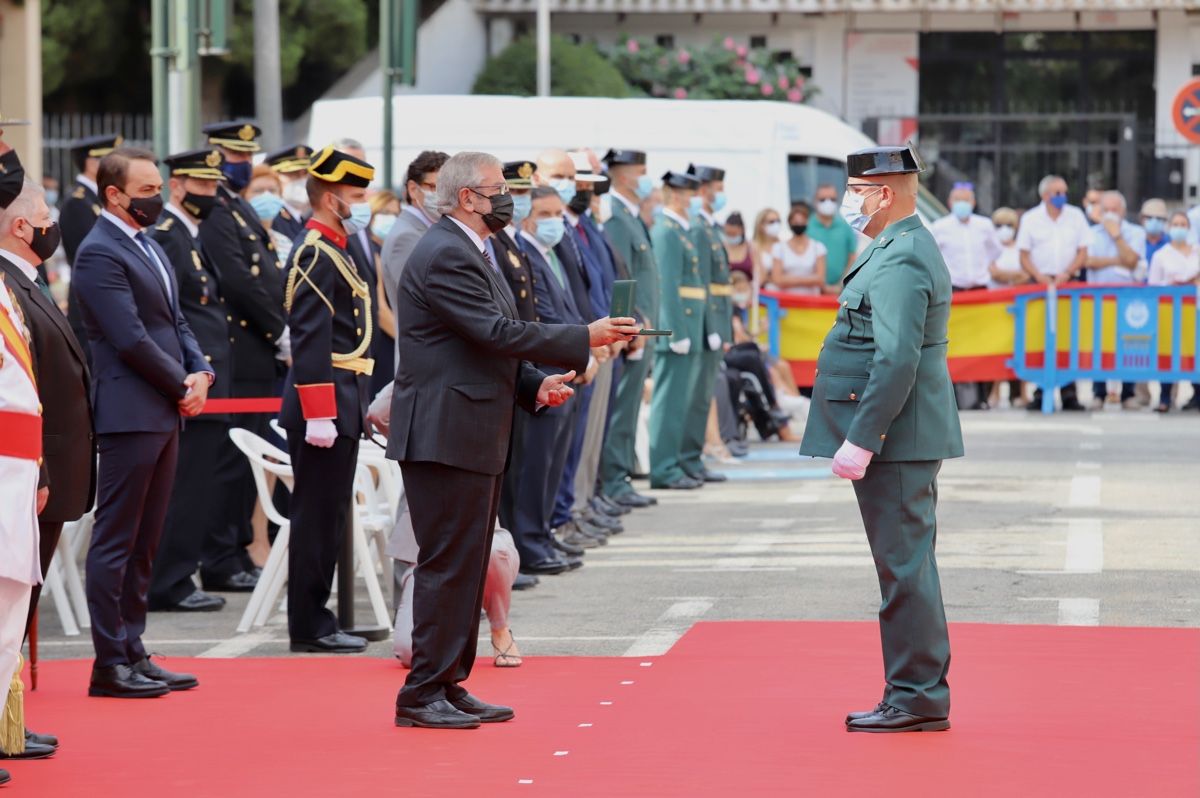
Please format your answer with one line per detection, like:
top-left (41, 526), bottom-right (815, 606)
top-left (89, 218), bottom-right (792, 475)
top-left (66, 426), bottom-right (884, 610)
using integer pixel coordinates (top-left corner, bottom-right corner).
top-left (40, 510), bottom-right (94, 635)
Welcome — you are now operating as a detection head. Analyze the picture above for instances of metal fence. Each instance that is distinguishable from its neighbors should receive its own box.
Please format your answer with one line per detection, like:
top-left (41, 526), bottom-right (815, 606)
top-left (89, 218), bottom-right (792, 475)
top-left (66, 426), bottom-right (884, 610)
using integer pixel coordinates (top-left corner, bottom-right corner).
top-left (42, 113), bottom-right (153, 187)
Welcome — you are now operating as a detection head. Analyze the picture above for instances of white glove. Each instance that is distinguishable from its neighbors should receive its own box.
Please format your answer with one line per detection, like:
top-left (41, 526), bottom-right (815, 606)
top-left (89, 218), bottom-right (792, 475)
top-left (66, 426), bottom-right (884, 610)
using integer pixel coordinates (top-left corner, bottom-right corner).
top-left (367, 383), bottom-right (393, 436)
top-left (831, 440), bottom-right (873, 480)
top-left (707, 333), bottom-right (722, 351)
top-left (274, 326), bottom-right (292, 362)
top-left (626, 347), bottom-right (645, 361)
top-left (669, 338), bottom-right (692, 356)
top-left (305, 418), bottom-right (337, 448)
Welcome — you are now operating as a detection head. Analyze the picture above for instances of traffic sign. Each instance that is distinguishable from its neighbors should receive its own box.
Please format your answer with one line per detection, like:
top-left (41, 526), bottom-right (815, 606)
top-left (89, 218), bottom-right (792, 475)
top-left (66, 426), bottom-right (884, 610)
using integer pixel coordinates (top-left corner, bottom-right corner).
top-left (1172, 79), bottom-right (1200, 144)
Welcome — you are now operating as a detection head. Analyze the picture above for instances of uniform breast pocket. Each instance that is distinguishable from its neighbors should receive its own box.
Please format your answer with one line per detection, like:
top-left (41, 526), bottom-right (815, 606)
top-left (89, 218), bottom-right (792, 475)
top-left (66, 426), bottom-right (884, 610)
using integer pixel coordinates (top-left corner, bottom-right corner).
top-left (839, 289), bottom-right (870, 341)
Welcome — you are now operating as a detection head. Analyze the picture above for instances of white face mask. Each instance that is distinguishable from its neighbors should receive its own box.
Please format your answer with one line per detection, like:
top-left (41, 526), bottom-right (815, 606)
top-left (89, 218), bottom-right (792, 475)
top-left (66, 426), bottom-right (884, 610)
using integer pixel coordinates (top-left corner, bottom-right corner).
top-left (996, 225), bottom-right (1015, 244)
top-left (421, 188), bottom-right (442, 222)
top-left (816, 198), bottom-right (838, 217)
top-left (282, 179), bottom-right (309, 210)
top-left (763, 221), bottom-right (782, 238)
top-left (840, 188), bottom-right (881, 234)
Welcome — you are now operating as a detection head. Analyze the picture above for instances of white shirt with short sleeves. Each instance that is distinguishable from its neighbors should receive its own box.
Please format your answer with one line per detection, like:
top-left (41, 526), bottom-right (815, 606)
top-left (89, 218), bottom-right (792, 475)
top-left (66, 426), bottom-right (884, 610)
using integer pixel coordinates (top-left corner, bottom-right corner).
top-left (988, 244), bottom-right (1024, 289)
top-left (1016, 203), bottom-right (1090, 277)
top-left (930, 213), bottom-right (1002, 289)
top-left (1085, 220), bottom-right (1146, 285)
top-left (770, 238), bottom-right (827, 296)
top-left (1148, 243), bottom-right (1200, 287)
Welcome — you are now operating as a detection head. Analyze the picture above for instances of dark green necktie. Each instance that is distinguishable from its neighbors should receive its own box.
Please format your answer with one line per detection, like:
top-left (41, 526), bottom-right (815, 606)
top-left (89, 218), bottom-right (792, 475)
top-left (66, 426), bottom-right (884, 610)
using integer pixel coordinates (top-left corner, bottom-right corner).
top-left (35, 274), bottom-right (54, 303)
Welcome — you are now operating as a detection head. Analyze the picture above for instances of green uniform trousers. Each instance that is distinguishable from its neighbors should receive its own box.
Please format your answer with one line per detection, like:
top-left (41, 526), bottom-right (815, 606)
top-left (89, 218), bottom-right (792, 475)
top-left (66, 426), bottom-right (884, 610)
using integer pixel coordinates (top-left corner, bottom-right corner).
top-left (648, 349), bottom-right (700, 486)
top-left (852, 459), bottom-right (951, 719)
top-left (599, 347), bottom-right (655, 498)
top-left (680, 347), bottom-right (723, 477)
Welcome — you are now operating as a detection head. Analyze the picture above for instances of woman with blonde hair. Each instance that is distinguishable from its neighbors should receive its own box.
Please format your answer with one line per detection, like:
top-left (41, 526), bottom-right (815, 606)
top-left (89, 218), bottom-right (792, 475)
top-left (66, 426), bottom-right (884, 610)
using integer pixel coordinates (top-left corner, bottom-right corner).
top-left (367, 190), bottom-right (401, 395)
top-left (987, 207), bottom-right (1030, 407)
top-left (752, 207), bottom-right (783, 286)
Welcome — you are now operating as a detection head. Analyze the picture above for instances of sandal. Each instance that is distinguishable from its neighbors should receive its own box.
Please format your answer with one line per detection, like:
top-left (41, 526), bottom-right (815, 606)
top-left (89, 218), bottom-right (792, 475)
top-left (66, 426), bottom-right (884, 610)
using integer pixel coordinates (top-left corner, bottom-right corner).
top-left (492, 631), bottom-right (523, 668)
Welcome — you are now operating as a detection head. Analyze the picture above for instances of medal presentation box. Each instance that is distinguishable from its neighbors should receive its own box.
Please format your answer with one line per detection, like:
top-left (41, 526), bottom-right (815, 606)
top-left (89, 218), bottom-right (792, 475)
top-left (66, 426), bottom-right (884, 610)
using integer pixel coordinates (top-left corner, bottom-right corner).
top-left (611, 279), bottom-right (671, 336)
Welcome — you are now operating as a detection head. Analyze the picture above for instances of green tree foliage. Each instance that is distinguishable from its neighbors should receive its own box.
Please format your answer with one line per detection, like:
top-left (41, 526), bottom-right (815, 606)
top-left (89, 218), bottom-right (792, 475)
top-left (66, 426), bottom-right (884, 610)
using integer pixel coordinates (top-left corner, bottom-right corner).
top-left (609, 36), bottom-right (814, 103)
top-left (473, 36), bottom-right (630, 98)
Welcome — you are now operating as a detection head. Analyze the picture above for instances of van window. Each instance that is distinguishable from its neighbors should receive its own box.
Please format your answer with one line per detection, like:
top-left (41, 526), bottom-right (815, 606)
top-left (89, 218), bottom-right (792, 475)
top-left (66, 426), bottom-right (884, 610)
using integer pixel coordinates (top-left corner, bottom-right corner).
top-left (787, 155), bottom-right (846, 206)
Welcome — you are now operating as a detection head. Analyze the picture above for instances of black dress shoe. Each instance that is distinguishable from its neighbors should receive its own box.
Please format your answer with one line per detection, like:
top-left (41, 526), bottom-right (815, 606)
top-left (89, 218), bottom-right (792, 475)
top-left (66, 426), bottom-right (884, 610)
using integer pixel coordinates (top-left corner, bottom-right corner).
top-left (652, 476), bottom-right (702, 490)
top-left (593, 495), bottom-right (631, 516)
top-left (574, 518), bottom-right (611, 541)
top-left (844, 703), bottom-right (886, 725)
top-left (152, 589), bottom-right (226, 612)
top-left (610, 492), bottom-right (653, 508)
top-left (563, 555), bottom-right (584, 571)
top-left (1061, 400), bottom-right (1087, 412)
top-left (583, 510), bottom-right (623, 532)
top-left (203, 570), bottom-right (259, 592)
top-left (512, 573), bottom-right (539, 590)
top-left (520, 557), bottom-right (569, 576)
top-left (551, 532), bottom-right (589, 555)
top-left (0, 741), bottom-right (55, 760)
top-left (132, 657), bottom-right (198, 691)
top-left (290, 630), bottom-right (368, 653)
top-left (395, 700), bottom-right (481, 729)
top-left (0, 769), bottom-right (9, 785)
top-left (845, 704), bottom-right (950, 733)
top-left (449, 693), bottom-right (515, 723)
top-left (686, 468), bottom-right (728, 483)
top-left (25, 729), bottom-right (57, 748)
top-left (88, 663), bottom-right (170, 699)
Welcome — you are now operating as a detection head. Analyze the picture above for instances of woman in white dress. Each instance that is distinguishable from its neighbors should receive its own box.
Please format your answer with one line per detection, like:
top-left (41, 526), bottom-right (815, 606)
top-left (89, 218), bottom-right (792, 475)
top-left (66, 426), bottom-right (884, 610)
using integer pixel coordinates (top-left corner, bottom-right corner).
top-left (1149, 212), bottom-right (1200, 412)
top-left (769, 202), bottom-right (827, 295)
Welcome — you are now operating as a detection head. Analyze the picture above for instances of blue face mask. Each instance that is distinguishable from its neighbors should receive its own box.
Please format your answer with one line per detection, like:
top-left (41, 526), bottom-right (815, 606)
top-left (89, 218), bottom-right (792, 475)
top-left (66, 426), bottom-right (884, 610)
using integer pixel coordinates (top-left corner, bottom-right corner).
top-left (335, 195), bottom-right (372, 236)
top-left (712, 192), bottom-right (727, 213)
top-left (951, 200), bottom-right (973, 220)
top-left (222, 160), bottom-right (252, 193)
top-left (1168, 226), bottom-right (1190, 244)
top-left (1049, 194), bottom-right (1068, 210)
top-left (652, 204), bottom-right (664, 221)
top-left (689, 196), bottom-right (704, 215)
top-left (635, 175), bottom-right (654, 200)
top-left (535, 216), bottom-right (565, 248)
top-left (551, 178), bottom-right (575, 206)
top-left (1144, 218), bottom-right (1166, 236)
top-left (371, 213), bottom-right (397, 239)
top-left (511, 193), bottom-right (532, 227)
top-left (249, 191), bottom-right (286, 222)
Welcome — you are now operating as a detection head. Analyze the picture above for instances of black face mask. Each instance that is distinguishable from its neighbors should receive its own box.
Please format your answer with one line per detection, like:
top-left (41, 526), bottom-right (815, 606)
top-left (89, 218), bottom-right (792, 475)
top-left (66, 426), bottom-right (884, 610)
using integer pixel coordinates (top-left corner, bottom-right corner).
top-left (0, 149), bottom-right (25, 210)
top-left (124, 193), bottom-right (165, 228)
top-left (24, 221), bottom-right (61, 263)
top-left (182, 192), bottom-right (217, 220)
top-left (568, 189), bottom-right (593, 216)
top-left (789, 223), bottom-right (808, 237)
top-left (476, 191), bottom-right (514, 233)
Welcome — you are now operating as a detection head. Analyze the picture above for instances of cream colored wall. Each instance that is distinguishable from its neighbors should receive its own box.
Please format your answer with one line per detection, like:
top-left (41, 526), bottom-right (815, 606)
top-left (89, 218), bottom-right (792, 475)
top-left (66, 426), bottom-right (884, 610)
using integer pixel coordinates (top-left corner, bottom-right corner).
top-left (0, 0), bottom-right (43, 179)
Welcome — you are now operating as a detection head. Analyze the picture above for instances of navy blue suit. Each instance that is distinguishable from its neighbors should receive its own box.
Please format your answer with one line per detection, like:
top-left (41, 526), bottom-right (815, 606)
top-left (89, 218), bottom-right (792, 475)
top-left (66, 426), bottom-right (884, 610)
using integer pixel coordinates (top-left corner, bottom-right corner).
top-left (73, 214), bottom-right (211, 667)
top-left (513, 234), bottom-right (586, 565)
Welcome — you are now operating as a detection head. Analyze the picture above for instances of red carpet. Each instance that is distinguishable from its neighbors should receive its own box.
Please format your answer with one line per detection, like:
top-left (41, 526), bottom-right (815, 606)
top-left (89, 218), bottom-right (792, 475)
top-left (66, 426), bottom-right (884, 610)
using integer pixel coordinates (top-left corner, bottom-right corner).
top-left (8, 622), bottom-right (1198, 797)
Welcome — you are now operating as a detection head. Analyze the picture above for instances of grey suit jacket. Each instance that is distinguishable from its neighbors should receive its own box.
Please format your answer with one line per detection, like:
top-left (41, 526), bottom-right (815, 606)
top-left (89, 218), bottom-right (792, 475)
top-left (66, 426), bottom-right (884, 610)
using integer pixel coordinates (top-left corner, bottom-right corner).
top-left (387, 216), bottom-right (590, 476)
top-left (380, 207), bottom-right (432, 315)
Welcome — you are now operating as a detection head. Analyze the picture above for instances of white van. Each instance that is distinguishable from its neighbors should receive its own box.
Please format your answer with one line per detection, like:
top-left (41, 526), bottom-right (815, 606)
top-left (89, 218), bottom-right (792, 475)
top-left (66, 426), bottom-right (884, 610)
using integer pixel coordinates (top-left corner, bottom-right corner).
top-left (305, 95), bottom-right (947, 224)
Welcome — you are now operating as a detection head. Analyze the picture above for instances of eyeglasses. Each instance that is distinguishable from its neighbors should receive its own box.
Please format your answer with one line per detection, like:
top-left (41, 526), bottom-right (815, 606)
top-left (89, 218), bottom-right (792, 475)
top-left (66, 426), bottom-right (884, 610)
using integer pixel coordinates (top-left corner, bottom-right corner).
top-left (419, 181), bottom-right (437, 191)
top-left (847, 182), bottom-right (885, 194)
top-left (471, 184), bottom-right (509, 197)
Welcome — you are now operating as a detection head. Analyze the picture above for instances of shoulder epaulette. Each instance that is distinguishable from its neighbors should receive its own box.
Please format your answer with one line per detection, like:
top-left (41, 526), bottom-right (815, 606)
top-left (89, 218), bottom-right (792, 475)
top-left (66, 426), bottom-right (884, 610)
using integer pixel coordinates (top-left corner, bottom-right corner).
top-left (155, 217), bottom-right (175, 232)
top-left (231, 209), bottom-right (248, 228)
top-left (71, 186), bottom-right (86, 200)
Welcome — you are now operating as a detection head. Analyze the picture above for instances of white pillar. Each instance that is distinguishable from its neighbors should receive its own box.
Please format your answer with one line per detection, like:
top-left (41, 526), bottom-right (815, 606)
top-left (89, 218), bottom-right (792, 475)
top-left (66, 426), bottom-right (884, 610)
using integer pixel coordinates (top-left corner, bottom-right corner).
top-left (536, 0), bottom-right (551, 97)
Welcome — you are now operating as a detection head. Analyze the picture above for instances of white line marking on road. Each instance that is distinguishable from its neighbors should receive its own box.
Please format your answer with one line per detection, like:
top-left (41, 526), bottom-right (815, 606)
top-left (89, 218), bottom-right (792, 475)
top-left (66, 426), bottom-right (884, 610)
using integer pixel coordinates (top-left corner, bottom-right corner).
top-left (1064, 519), bottom-right (1104, 573)
top-left (197, 630), bottom-right (277, 658)
top-left (1057, 598), bottom-right (1101, 625)
top-left (623, 599), bottom-right (714, 657)
top-left (1079, 441), bottom-right (1102, 450)
top-left (1075, 461), bottom-right (1101, 470)
top-left (1068, 475), bottom-right (1101, 508)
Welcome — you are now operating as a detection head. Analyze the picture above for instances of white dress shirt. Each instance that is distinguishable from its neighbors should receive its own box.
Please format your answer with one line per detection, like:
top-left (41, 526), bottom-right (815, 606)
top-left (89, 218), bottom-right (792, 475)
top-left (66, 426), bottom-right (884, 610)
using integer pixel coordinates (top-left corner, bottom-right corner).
top-left (1016, 203), bottom-right (1090, 277)
top-left (1148, 243), bottom-right (1200, 286)
top-left (447, 215), bottom-right (485, 253)
top-left (662, 208), bottom-right (690, 232)
top-left (611, 190), bottom-right (640, 217)
top-left (76, 174), bottom-right (98, 195)
top-left (1, 249), bottom-right (39, 283)
top-left (165, 203), bottom-right (200, 238)
top-left (930, 213), bottom-right (1002, 288)
top-left (101, 210), bottom-right (173, 303)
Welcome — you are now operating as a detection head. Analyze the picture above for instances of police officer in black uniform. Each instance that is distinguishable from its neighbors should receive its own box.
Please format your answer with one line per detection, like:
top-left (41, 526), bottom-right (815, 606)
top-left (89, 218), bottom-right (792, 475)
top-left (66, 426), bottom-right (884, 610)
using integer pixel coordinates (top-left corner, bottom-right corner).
top-left (147, 149), bottom-right (234, 613)
top-left (197, 120), bottom-right (286, 592)
top-left (279, 145), bottom-right (377, 653)
top-left (61, 133), bottom-right (122, 355)
top-left (264, 144), bottom-right (313, 240)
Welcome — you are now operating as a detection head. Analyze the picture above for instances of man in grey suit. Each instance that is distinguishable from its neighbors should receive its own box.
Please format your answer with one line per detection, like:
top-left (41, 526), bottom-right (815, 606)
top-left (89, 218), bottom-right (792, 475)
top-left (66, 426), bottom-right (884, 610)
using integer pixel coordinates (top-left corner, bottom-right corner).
top-left (388, 151), bottom-right (638, 730)
top-left (380, 150), bottom-right (448, 314)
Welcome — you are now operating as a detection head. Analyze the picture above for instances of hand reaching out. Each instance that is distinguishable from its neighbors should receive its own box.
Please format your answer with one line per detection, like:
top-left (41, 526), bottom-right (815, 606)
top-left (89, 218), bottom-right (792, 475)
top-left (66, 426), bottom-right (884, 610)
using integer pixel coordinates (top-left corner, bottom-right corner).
top-left (537, 371), bottom-right (576, 408)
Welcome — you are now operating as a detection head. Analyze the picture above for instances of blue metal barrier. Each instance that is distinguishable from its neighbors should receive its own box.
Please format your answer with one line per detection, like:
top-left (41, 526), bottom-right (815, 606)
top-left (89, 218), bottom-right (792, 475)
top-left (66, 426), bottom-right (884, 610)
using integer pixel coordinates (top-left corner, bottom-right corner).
top-left (1008, 285), bottom-right (1200, 413)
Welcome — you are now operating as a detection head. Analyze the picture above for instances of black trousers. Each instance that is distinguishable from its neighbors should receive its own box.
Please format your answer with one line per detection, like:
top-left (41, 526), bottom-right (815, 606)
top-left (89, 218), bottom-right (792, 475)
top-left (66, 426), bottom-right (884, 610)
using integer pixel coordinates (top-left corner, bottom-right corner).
top-left (511, 402), bottom-right (577, 565)
top-left (149, 420), bottom-right (230, 606)
top-left (24, 519), bottom-right (65, 639)
top-left (285, 431), bottom-right (359, 641)
top-left (497, 410), bottom-right (527, 533)
top-left (86, 430), bottom-right (179, 667)
top-left (397, 460), bottom-right (502, 708)
top-left (724, 343), bottom-right (778, 409)
top-left (203, 379), bottom-right (273, 580)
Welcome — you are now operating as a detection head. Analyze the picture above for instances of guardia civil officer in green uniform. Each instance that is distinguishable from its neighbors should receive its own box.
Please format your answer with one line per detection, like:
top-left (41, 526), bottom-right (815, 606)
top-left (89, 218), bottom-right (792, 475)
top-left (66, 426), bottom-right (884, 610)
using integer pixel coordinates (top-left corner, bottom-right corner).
top-left (800, 145), bottom-right (963, 733)
top-left (597, 149), bottom-right (659, 507)
top-left (680, 163), bottom-right (732, 484)
top-left (647, 171), bottom-right (705, 490)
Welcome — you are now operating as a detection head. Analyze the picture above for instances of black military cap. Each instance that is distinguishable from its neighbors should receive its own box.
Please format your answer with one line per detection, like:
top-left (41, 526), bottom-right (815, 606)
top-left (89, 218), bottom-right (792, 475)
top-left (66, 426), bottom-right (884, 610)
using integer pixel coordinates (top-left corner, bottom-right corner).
top-left (70, 133), bottom-right (124, 168)
top-left (308, 144), bottom-right (375, 188)
top-left (203, 120), bottom-right (262, 153)
top-left (661, 171), bottom-right (701, 190)
top-left (503, 160), bottom-right (536, 189)
top-left (593, 175), bottom-right (611, 196)
top-left (846, 144), bottom-right (924, 178)
top-left (687, 163), bottom-right (725, 183)
top-left (603, 149), bottom-right (646, 166)
top-left (265, 145), bottom-right (313, 174)
top-left (163, 148), bottom-right (226, 181)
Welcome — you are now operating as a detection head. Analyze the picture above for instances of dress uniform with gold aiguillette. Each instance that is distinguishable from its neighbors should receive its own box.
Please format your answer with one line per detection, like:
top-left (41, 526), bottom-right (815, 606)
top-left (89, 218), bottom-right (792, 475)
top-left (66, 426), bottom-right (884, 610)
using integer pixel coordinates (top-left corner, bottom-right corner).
top-left (647, 171), bottom-right (706, 489)
top-left (680, 163), bottom-right (732, 484)
top-left (278, 146), bottom-right (377, 650)
top-left (800, 146), bottom-right (964, 729)
top-left (146, 149), bottom-right (234, 611)
top-left (598, 149), bottom-right (660, 504)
